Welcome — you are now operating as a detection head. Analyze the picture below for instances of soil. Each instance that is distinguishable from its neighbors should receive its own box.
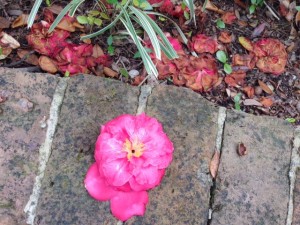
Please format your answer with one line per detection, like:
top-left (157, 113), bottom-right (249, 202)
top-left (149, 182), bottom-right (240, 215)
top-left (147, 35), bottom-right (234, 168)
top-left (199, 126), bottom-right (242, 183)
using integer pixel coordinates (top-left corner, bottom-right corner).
top-left (0, 0), bottom-right (299, 123)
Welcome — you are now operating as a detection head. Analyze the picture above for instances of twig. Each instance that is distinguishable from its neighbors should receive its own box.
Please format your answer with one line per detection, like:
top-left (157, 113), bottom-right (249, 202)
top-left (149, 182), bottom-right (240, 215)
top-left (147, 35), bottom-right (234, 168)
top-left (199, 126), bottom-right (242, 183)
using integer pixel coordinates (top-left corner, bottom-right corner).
top-left (264, 1), bottom-right (280, 21)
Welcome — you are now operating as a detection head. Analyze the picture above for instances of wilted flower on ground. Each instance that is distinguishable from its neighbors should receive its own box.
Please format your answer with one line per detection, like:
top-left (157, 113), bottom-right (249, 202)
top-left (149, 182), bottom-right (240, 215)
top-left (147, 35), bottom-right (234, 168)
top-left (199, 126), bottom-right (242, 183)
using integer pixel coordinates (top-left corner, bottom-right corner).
top-left (85, 113), bottom-right (173, 221)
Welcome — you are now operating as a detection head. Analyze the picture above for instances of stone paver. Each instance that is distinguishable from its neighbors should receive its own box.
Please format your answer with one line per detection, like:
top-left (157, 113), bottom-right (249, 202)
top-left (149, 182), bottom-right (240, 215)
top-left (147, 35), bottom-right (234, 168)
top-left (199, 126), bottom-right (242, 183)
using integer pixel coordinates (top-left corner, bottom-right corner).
top-left (127, 85), bottom-right (218, 225)
top-left (211, 111), bottom-right (293, 225)
top-left (0, 70), bottom-right (297, 225)
top-left (35, 75), bottom-right (140, 225)
top-left (0, 68), bottom-right (59, 225)
top-left (293, 168), bottom-right (300, 225)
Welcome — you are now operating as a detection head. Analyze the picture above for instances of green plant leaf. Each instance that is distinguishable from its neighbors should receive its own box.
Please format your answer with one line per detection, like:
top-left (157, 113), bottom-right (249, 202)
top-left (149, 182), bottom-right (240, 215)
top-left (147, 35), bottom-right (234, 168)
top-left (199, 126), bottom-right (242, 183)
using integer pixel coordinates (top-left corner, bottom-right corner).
top-left (183, 0), bottom-right (196, 27)
top-left (129, 6), bottom-right (162, 60)
top-left (94, 18), bottom-right (103, 26)
top-left (88, 10), bottom-right (100, 16)
top-left (140, 1), bottom-right (153, 10)
top-left (100, 12), bottom-right (110, 19)
top-left (184, 11), bottom-right (190, 20)
top-left (27, 0), bottom-right (43, 28)
top-left (120, 68), bottom-right (129, 78)
top-left (120, 6), bottom-right (158, 77)
top-left (251, 0), bottom-right (257, 4)
top-left (286, 118), bottom-right (296, 123)
top-left (108, 45), bottom-right (115, 55)
top-left (234, 93), bottom-right (242, 111)
top-left (45, 0), bottom-right (51, 7)
top-left (133, 48), bottom-right (152, 58)
top-left (69, 0), bottom-right (85, 16)
top-left (216, 18), bottom-right (225, 29)
top-left (77, 15), bottom-right (89, 24)
top-left (249, 5), bottom-right (256, 14)
top-left (224, 63), bottom-right (232, 74)
top-left (145, 11), bottom-right (188, 45)
top-left (216, 50), bottom-right (227, 63)
top-left (107, 0), bottom-right (118, 4)
top-left (107, 35), bottom-right (113, 45)
top-left (0, 47), bottom-right (2, 55)
top-left (81, 0), bottom-right (131, 40)
top-left (296, 6), bottom-right (300, 11)
top-left (87, 16), bottom-right (95, 25)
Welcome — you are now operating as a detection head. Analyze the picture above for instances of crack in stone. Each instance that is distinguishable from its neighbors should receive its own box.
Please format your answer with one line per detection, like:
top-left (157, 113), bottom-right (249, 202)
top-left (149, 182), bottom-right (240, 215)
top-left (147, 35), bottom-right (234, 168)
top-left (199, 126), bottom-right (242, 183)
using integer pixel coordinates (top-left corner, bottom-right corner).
top-left (207, 107), bottom-right (227, 224)
top-left (286, 126), bottom-right (300, 225)
top-left (23, 78), bottom-right (69, 225)
top-left (136, 85), bottom-right (153, 115)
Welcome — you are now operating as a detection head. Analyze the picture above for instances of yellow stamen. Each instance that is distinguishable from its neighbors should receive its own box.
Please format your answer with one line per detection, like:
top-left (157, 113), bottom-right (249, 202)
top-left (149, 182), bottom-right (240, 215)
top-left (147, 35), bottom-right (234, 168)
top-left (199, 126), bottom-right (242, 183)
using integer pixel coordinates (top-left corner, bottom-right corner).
top-left (123, 138), bottom-right (144, 160)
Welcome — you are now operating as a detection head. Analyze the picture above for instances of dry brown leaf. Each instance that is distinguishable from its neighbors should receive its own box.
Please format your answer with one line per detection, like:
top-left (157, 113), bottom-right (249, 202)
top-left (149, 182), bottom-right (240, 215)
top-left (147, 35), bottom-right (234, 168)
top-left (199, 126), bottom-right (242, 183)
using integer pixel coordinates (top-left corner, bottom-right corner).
top-left (47, 5), bottom-right (63, 14)
top-left (0, 32), bottom-right (20, 49)
top-left (0, 16), bottom-right (11, 29)
top-left (258, 80), bottom-right (273, 94)
top-left (0, 47), bottom-right (12, 60)
top-left (243, 99), bottom-right (263, 106)
top-left (260, 97), bottom-right (273, 107)
top-left (237, 142), bottom-right (247, 156)
top-left (17, 49), bottom-right (39, 65)
top-left (11, 14), bottom-right (29, 28)
top-left (205, 0), bottom-right (224, 14)
top-left (243, 86), bottom-right (255, 98)
top-left (104, 67), bottom-right (118, 78)
top-left (39, 56), bottom-right (58, 73)
top-left (210, 151), bottom-right (220, 178)
top-left (80, 34), bottom-right (91, 44)
top-left (92, 44), bottom-right (104, 58)
top-left (57, 17), bottom-right (76, 32)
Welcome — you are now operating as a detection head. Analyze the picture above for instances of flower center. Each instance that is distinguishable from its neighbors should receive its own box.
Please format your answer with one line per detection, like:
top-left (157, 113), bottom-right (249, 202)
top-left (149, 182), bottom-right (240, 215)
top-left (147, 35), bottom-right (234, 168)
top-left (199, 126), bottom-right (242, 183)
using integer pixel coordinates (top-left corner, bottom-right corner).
top-left (123, 138), bottom-right (144, 160)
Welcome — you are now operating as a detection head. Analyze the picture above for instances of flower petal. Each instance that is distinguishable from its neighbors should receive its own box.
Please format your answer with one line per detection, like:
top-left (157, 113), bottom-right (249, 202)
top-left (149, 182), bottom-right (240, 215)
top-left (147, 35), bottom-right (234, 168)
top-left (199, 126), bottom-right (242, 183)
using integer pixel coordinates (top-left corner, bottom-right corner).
top-left (102, 158), bottom-right (132, 186)
top-left (129, 167), bottom-right (165, 191)
top-left (84, 163), bottom-right (117, 201)
top-left (110, 191), bottom-right (149, 221)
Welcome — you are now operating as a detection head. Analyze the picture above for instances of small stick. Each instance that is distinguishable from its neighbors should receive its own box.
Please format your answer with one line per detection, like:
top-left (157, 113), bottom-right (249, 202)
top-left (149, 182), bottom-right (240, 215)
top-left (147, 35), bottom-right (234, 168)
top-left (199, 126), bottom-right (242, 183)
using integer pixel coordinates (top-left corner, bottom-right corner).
top-left (264, 1), bottom-right (280, 21)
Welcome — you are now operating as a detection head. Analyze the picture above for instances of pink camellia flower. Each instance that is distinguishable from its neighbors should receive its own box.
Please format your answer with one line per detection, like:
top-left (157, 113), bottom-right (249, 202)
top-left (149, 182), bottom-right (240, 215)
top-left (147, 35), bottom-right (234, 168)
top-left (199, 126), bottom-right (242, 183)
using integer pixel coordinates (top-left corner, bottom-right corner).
top-left (84, 113), bottom-right (174, 221)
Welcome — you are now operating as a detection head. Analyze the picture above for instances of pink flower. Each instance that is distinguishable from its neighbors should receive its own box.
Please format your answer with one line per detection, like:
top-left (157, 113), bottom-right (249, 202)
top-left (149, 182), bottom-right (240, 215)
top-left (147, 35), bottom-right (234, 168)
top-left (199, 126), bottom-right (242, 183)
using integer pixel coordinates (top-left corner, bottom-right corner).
top-left (84, 113), bottom-right (174, 221)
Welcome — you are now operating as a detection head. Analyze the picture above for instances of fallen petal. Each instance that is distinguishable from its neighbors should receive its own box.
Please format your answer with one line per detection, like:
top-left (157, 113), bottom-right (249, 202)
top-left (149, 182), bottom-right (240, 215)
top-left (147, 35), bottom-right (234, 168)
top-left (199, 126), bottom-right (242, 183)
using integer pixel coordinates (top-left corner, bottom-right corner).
top-left (110, 190), bottom-right (149, 221)
top-left (84, 163), bottom-right (117, 201)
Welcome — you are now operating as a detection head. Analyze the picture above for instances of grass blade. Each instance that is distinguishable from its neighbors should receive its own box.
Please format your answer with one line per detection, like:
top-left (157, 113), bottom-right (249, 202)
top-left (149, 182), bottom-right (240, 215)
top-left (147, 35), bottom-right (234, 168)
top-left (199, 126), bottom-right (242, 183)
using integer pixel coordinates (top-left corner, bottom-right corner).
top-left (27, 0), bottom-right (43, 28)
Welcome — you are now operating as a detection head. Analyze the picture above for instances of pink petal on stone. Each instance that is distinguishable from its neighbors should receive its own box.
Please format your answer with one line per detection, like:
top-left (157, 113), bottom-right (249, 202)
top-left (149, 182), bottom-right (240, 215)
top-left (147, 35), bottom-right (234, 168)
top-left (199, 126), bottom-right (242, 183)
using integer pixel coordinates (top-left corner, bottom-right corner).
top-left (129, 168), bottom-right (165, 191)
top-left (110, 191), bottom-right (149, 221)
top-left (84, 163), bottom-right (117, 201)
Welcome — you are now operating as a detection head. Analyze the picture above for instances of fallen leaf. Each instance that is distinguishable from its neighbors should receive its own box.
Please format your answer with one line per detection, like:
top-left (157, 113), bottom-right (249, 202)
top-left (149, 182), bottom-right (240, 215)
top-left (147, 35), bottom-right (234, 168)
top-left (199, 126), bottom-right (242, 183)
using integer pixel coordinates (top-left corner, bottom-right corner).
top-left (17, 49), bottom-right (39, 65)
top-left (254, 39), bottom-right (287, 75)
top-left (191, 34), bottom-right (218, 54)
top-left (0, 16), bottom-right (11, 29)
top-left (221, 11), bottom-right (236, 24)
top-left (232, 54), bottom-right (256, 69)
top-left (260, 97), bottom-right (273, 107)
top-left (243, 86), bottom-right (254, 98)
top-left (103, 67), bottom-right (118, 77)
top-left (57, 16), bottom-right (76, 32)
top-left (251, 22), bottom-right (267, 38)
top-left (92, 44), bottom-right (104, 58)
top-left (210, 151), bottom-right (220, 178)
top-left (39, 56), bottom-right (58, 73)
top-left (11, 14), bottom-right (29, 28)
top-left (258, 80), bottom-right (273, 94)
top-left (0, 32), bottom-right (20, 49)
top-left (243, 98), bottom-right (263, 106)
top-left (237, 142), bottom-right (247, 156)
top-left (218, 31), bottom-right (233, 43)
top-left (224, 71), bottom-right (246, 87)
top-left (47, 4), bottom-right (63, 14)
top-left (238, 37), bottom-right (254, 52)
top-left (0, 47), bottom-right (12, 60)
top-left (205, 0), bottom-right (225, 14)
top-left (234, 0), bottom-right (247, 9)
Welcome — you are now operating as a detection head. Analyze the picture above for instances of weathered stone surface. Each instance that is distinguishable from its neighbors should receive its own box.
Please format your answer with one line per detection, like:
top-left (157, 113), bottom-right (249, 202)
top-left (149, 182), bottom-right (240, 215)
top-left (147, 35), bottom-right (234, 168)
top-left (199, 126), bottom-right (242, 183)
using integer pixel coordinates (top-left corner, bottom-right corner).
top-left (126, 85), bottom-right (218, 225)
top-left (293, 168), bottom-right (300, 225)
top-left (211, 111), bottom-right (293, 225)
top-left (35, 75), bottom-right (140, 225)
top-left (0, 68), bottom-right (59, 225)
